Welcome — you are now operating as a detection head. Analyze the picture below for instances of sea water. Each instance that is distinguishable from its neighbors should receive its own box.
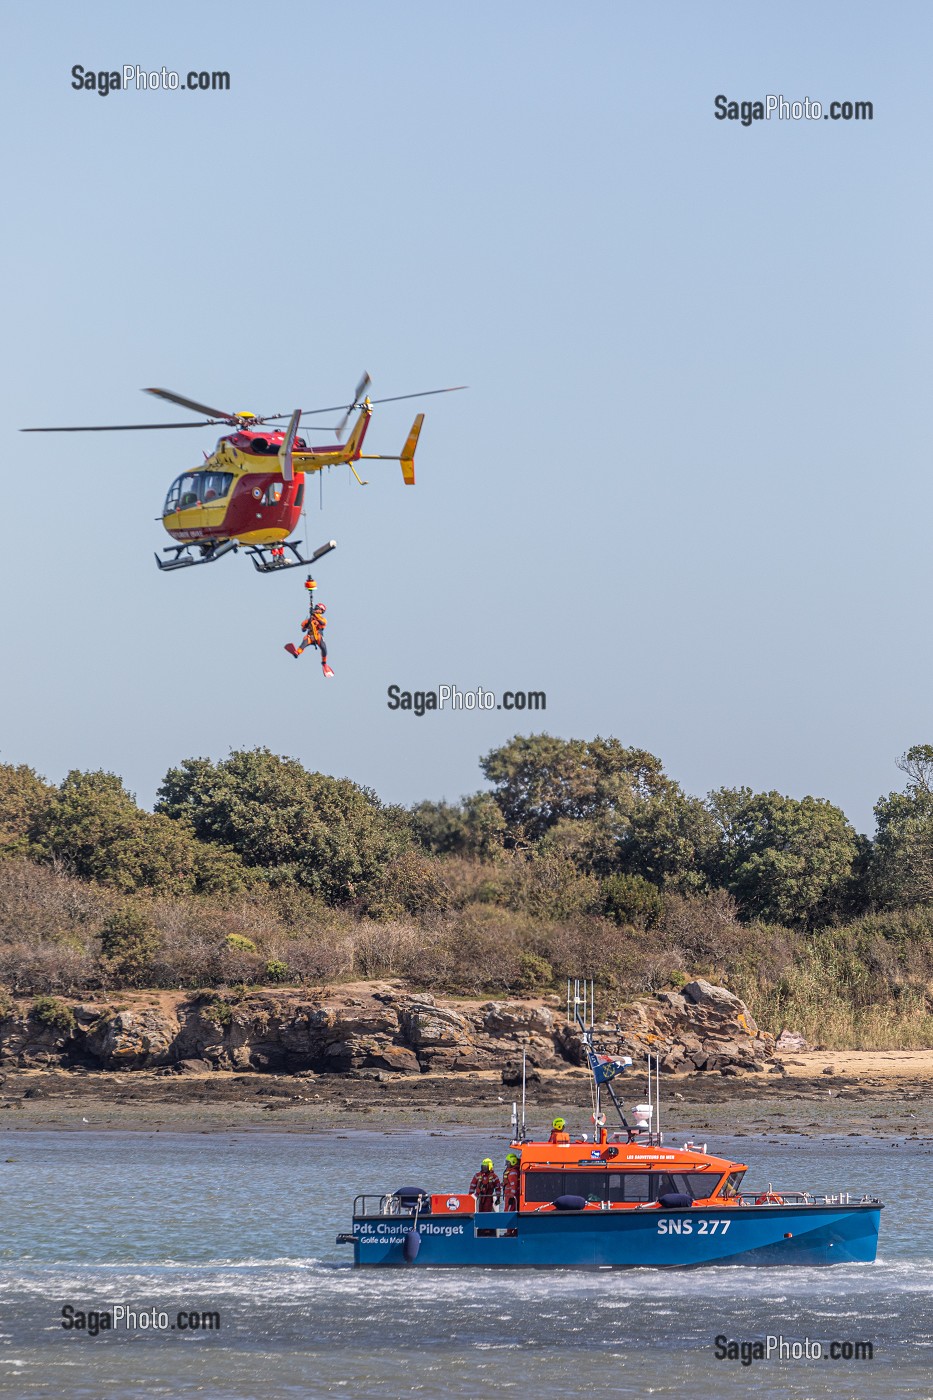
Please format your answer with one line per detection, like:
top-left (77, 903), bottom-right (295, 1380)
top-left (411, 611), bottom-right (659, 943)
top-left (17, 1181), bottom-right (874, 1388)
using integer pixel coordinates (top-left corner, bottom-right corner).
top-left (0, 1128), bottom-right (930, 1398)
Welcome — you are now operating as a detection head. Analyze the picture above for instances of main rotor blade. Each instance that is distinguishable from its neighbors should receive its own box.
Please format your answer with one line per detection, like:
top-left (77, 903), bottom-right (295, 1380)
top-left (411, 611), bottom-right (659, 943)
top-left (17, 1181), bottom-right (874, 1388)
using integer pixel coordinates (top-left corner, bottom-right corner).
top-left (291, 385), bottom-right (468, 419)
top-left (21, 421), bottom-right (215, 432)
top-left (145, 387), bottom-right (234, 420)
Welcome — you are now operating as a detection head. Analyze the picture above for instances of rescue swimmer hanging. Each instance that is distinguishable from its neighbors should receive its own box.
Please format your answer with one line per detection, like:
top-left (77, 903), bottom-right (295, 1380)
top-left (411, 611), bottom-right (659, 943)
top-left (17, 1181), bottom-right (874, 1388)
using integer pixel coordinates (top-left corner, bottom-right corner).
top-left (285, 575), bottom-right (334, 678)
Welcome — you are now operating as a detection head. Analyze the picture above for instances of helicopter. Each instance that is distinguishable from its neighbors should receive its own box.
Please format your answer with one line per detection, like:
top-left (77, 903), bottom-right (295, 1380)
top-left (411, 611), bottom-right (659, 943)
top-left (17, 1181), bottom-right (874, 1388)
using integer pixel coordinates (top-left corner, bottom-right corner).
top-left (22, 375), bottom-right (465, 572)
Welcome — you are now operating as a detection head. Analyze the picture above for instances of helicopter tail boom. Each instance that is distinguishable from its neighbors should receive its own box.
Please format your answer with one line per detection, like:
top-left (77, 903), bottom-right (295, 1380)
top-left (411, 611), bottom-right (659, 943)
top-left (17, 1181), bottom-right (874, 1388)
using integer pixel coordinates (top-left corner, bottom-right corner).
top-left (338, 400), bottom-right (372, 460)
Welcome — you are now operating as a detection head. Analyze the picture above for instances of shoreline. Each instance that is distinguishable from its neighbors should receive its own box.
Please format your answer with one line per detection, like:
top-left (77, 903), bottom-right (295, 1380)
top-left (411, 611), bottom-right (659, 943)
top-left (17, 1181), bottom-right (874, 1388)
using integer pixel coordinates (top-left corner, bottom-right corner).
top-left (2, 1049), bottom-right (932, 1137)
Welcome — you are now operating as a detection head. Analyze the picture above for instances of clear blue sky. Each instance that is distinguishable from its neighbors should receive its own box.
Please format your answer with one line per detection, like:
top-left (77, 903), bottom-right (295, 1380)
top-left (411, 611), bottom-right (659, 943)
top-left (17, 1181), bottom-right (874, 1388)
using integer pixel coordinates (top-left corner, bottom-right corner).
top-left (3, 1), bottom-right (931, 833)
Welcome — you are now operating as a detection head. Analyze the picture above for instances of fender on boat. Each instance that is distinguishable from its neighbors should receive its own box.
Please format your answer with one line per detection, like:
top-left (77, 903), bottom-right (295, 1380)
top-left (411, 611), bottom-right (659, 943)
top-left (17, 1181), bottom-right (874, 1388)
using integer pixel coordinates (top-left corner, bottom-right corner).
top-left (403, 1229), bottom-right (422, 1262)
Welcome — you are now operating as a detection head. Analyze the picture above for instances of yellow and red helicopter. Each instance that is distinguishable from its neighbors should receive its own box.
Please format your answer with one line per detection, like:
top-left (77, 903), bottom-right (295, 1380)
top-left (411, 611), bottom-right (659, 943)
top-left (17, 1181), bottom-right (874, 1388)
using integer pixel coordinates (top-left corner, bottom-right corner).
top-left (22, 375), bottom-right (465, 573)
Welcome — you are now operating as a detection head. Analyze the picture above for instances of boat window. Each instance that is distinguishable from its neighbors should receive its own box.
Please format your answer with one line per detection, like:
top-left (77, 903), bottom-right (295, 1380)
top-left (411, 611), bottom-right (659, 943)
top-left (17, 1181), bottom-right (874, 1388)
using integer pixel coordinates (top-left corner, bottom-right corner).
top-left (163, 472), bottom-right (233, 514)
top-left (523, 1171), bottom-right (604, 1204)
top-left (613, 1173), bottom-right (651, 1203)
top-left (722, 1170), bottom-right (745, 1198)
top-left (668, 1172), bottom-right (724, 1200)
top-left (524, 1170), bottom-right (657, 1204)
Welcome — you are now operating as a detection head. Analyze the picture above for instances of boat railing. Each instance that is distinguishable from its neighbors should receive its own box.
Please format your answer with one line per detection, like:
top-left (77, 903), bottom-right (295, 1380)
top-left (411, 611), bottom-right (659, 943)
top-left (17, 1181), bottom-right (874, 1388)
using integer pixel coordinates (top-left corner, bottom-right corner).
top-left (353, 1193), bottom-right (424, 1218)
top-left (736, 1191), bottom-right (883, 1206)
top-left (609, 1130), bottom-right (665, 1147)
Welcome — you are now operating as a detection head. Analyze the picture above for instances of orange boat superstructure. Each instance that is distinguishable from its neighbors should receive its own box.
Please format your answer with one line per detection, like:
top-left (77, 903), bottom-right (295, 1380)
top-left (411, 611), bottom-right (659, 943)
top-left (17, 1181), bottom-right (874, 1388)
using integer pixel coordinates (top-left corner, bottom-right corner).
top-left (509, 1132), bottom-right (746, 1212)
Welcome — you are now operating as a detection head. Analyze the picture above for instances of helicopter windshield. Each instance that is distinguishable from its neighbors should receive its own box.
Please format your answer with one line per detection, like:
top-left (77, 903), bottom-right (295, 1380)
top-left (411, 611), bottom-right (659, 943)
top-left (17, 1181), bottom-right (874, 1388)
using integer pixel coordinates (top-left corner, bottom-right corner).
top-left (163, 471), bottom-right (234, 514)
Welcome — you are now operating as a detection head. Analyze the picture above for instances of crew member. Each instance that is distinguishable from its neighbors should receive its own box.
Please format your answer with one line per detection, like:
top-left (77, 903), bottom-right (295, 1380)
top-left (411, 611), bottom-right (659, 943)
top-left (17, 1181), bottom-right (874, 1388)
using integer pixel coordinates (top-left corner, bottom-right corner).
top-left (502, 1152), bottom-right (521, 1213)
top-left (470, 1158), bottom-right (501, 1235)
top-left (548, 1116), bottom-right (570, 1144)
top-left (284, 578), bottom-right (334, 676)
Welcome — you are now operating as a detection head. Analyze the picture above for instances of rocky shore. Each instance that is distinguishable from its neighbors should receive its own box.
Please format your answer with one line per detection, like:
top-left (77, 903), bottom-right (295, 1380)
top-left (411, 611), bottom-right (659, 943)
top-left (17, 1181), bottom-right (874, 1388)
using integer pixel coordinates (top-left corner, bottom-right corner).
top-left (5, 978), bottom-right (930, 1140)
top-left (1, 978), bottom-right (775, 1078)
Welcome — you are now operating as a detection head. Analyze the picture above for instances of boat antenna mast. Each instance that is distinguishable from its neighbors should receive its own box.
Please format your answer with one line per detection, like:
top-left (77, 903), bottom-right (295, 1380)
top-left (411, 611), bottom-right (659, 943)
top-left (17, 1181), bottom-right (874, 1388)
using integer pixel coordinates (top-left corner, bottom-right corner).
top-left (567, 978), bottom-right (633, 1134)
top-left (510, 1046), bottom-right (529, 1142)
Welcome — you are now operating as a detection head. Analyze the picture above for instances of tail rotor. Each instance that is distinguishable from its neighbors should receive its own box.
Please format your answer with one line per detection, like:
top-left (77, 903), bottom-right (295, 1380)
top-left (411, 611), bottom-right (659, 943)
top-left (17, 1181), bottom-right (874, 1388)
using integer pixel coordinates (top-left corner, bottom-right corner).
top-left (335, 372), bottom-right (372, 438)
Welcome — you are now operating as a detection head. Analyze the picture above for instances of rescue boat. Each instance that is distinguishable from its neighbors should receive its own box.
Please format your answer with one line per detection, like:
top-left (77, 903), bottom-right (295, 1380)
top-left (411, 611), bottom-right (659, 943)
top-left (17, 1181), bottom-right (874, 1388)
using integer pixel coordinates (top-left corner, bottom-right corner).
top-left (337, 982), bottom-right (883, 1269)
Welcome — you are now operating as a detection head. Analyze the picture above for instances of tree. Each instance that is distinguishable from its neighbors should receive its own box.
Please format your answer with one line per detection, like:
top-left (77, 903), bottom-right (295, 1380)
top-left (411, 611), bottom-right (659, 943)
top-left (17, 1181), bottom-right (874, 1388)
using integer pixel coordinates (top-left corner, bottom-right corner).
top-left (481, 734), bottom-right (715, 889)
top-left (480, 734), bottom-right (672, 841)
top-left (410, 792), bottom-right (506, 860)
top-left (708, 787), bottom-right (860, 927)
top-left (621, 788), bottom-right (718, 892)
top-left (156, 748), bottom-right (411, 904)
top-left (30, 770), bottom-right (248, 896)
top-left (871, 745), bottom-right (933, 907)
top-left (410, 800), bottom-right (468, 855)
top-left (0, 763), bottom-right (54, 856)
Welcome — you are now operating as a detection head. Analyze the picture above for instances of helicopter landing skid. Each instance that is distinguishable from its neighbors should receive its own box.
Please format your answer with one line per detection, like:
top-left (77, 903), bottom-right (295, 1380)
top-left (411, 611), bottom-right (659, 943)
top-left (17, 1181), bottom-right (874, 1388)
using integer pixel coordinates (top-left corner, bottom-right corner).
top-left (154, 539), bottom-right (239, 572)
top-left (247, 539), bottom-right (337, 574)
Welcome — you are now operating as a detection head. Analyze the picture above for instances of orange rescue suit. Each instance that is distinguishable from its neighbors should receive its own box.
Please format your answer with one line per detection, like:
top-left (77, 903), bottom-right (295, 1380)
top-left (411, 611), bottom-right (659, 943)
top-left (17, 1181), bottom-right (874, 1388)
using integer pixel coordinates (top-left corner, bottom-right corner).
top-left (469, 1168), bottom-right (501, 1212)
top-left (502, 1163), bottom-right (520, 1212)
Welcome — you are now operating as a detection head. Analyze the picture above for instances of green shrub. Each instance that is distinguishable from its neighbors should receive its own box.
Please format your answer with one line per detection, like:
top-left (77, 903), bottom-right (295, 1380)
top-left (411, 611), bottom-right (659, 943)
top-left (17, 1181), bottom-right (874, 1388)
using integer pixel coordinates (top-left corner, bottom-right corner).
top-left (516, 952), bottom-right (554, 991)
top-left (264, 959), bottom-right (289, 983)
top-left (601, 873), bottom-right (663, 928)
top-left (203, 996), bottom-right (234, 1028)
top-left (30, 995), bottom-right (75, 1033)
top-left (100, 906), bottom-right (158, 985)
top-left (225, 933), bottom-right (257, 954)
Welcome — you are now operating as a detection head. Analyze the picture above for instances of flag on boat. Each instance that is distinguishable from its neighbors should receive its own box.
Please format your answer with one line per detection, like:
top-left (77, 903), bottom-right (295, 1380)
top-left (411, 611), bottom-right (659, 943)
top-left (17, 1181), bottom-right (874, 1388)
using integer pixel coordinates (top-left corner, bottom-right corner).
top-left (586, 1047), bottom-right (629, 1084)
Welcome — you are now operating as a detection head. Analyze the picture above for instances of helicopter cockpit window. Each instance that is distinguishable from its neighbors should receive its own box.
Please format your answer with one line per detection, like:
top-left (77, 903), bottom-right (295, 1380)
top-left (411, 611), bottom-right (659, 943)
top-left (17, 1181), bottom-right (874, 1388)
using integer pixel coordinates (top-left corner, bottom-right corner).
top-left (163, 471), bottom-right (233, 514)
top-left (199, 471), bottom-right (234, 502)
top-left (261, 482), bottom-right (285, 506)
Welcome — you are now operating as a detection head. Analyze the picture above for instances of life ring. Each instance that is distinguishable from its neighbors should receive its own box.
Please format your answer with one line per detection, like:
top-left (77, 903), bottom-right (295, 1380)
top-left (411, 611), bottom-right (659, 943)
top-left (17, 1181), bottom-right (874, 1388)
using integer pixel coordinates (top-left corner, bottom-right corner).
top-left (754, 1192), bottom-right (785, 1205)
top-left (592, 1111), bottom-right (606, 1127)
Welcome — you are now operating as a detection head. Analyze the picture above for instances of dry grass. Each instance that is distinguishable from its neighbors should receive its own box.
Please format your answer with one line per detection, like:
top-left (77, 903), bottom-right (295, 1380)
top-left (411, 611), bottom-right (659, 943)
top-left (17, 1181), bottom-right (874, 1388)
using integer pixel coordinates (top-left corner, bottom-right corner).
top-left (1, 856), bottom-right (932, 1048)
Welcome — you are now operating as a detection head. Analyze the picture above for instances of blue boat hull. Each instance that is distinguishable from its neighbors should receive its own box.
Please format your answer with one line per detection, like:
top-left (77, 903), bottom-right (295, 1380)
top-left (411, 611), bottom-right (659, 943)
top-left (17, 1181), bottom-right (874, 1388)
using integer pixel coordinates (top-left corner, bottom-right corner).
top-left (347, 1204), bottom-right (882, 1268)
